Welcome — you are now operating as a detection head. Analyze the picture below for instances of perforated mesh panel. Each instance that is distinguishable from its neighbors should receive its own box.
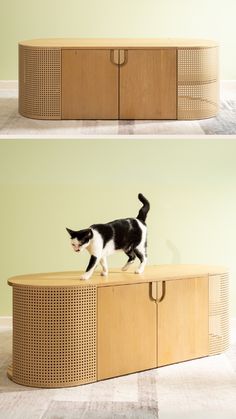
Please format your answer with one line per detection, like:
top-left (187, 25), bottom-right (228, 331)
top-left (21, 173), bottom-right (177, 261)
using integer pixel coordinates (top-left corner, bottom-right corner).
top-left (12, 285), bottom-right (97, 388)
top-left (19, 45), bottom-right (61, 119)
top-left (209, 274), bottom-right (229, 355)
top-left (177, 47), bottom-right (218, 119)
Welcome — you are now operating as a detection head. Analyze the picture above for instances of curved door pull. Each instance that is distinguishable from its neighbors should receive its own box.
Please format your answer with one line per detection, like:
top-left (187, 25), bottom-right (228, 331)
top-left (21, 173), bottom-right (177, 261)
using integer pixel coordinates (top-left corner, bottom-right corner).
top-left (151, 281), bottom-right (157, 301)
top-left (110, 50), bottom-right (128, 66)
top-left (110, 50), bottom-right (119, 65)
top-left (119, 49), bottom-right (128, 66)
top-left (157, 281), bottom-right (166, 303)
top-left (151, 281), bottom-right (165, 303)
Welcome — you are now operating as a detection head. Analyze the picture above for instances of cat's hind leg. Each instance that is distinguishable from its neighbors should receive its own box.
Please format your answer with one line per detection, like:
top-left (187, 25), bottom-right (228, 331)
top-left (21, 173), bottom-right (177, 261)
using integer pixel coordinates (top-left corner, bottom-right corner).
top-left (134, 246), bottom-right (147, 274)
top-left (122, 250), bottom-right (136, 271)
top-left (100, 257), bottom-right (108, 276)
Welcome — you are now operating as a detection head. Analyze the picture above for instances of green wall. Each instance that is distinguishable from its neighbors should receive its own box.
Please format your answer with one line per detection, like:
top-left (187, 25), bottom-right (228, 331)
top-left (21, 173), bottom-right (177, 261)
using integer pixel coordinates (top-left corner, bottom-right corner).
top-left (1, 0), bottom-right (236, 79)
top-left (0, 139), bottom-right (236, 316)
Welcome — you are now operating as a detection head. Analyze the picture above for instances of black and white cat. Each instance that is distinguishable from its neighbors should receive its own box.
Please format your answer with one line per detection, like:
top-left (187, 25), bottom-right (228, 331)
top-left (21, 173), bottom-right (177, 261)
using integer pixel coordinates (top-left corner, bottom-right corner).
top-left (66, 193), bottom-right (150, 280)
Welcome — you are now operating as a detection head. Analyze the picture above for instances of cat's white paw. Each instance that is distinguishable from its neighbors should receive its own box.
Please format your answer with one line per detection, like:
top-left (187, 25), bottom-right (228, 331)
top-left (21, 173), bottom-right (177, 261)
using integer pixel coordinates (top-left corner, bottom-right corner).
top-left (100, 271), bottom-right (108, 277)
top-left (80, 274), bottom-right (89, 280)
top-left (135, 269), bottom-right (144, 274)
top-left (122, 261), bottom-right (134, 271)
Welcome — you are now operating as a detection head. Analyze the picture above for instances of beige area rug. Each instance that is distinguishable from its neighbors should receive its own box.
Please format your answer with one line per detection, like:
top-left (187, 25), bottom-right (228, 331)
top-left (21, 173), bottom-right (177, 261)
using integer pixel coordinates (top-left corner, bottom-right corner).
top-left (42, 401), bottom-right (158, 418)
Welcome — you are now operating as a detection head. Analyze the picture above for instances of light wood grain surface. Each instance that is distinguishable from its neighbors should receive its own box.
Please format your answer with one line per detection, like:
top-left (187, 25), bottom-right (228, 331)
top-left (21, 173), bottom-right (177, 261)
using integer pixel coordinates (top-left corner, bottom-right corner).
top-left (8, 265), bottom-right (228, 287)
top-left (157, 277), bottom-right (209, 366)
top-left (120, 49), bottom-right (176, 119)
top-left (62, 50), bottom-right (118, 119)
top-left (19, 38), bottom-right (218, 48)
top-left (98, 282), bottom-right (157, 379)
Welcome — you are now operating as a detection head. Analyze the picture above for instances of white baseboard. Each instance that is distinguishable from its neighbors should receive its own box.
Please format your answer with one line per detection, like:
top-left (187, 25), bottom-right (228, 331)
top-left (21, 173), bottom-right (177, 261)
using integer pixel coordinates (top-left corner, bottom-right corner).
top-left (0, 316), bottom-right (12, 327)
top-left (0, 80), bottom-right (18, 89)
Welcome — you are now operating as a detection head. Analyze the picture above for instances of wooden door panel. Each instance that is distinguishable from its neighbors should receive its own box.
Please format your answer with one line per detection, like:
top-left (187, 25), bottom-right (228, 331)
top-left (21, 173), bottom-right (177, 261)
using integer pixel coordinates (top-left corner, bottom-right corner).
top-left (98, 283), bottom-right (157, 380)
top-left (120, 49), bottom-right (176, 119)
top-left (62, 49), bottom-right (118, 119)
top-left (158, 277), bottom-right (209, 366)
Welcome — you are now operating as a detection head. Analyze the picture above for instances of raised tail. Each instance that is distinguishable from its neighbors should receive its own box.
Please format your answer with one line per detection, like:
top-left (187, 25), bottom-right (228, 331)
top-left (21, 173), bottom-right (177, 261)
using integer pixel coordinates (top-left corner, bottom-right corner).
top-left (137, 193), bottom-right (150, 223)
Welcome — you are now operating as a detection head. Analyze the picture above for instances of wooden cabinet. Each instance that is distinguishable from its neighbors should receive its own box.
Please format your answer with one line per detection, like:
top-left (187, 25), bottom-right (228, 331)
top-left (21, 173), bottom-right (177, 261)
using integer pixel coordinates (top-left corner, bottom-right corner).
top-left (19, 39), bottom-right (219, 120)
top-left (97, 283), bottom-right (157, 380)
top-left (8, 265), bottom-right (229, 388)
top-left (120, 49), bottom-right (176, 119)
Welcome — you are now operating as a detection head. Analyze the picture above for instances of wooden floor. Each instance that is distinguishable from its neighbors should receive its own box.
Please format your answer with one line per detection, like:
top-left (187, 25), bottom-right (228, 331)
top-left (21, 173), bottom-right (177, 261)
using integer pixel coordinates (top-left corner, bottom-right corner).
top-left (0, 82), bottom-right (236, 137)
top-left (0, 321), bottom-right (236, 419)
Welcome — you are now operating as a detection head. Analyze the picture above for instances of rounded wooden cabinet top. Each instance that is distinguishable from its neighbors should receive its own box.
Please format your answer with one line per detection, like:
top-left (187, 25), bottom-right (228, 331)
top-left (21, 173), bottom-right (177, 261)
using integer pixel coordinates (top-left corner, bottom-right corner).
top-left (8, 264), bottom-right (228, 288)
top-left (19, 38), bottom-right (218, 49)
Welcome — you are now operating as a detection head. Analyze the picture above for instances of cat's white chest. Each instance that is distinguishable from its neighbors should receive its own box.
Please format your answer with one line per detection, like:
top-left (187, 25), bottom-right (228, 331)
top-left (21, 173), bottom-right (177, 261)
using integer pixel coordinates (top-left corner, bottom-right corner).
top-left (103, 240), bottom-right (115, 256)
top-left (88, 229), bottom-right (115, 257)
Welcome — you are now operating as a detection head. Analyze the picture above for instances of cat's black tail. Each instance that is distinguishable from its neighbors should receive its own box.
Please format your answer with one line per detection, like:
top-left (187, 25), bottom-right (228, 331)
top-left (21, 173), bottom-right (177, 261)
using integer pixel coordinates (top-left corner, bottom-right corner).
top-left (137, 193), bottom-right (150, 223)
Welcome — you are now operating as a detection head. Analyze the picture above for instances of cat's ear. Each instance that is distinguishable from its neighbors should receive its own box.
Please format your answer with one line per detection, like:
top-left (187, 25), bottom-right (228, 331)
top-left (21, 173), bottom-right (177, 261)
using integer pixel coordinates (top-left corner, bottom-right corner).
top-left (66, 228), bottom-right (75, 238)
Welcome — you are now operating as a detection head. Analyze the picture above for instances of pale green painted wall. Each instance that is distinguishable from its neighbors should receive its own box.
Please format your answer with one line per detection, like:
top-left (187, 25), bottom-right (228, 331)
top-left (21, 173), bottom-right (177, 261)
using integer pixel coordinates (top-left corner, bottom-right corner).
top-left (0, 139), bottom-right (236, 316)
top-left (1, 0), bottom-right (236, 79)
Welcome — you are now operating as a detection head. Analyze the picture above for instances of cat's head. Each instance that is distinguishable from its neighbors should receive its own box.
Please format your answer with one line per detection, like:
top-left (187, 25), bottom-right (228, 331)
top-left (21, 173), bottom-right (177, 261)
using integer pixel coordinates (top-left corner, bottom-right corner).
top-left (66, 228), bottom-right (93, 252)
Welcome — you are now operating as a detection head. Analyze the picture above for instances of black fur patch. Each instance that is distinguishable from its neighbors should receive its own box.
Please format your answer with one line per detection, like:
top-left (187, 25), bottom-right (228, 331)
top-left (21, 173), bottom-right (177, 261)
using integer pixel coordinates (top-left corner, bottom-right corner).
top-left (86, 255), bottom-right (97, 272)
top-left (137, 193), bottom-right (150, 224)
top-left (66, 228), bottom-right (93, 244)
top-left (90, 224), bottom-right (113, 248)
top-left (92, 218), bottom-right (142, 252)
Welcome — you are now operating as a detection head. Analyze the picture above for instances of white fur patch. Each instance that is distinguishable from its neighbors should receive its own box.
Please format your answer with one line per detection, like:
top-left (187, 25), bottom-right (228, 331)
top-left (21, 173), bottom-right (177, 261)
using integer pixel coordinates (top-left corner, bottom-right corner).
top-left (136, 219), bottom-right (147, 247)
top-left (103, 239), bottom-right (115, 256)
top-left (87, 229), bottom-right (104, 257)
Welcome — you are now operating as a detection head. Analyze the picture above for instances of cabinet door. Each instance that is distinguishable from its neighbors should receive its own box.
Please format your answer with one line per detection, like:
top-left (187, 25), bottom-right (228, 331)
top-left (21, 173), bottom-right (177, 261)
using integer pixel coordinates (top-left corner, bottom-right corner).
top-left (120, 49), bottom-right (176, 119)
top-left (157, 277), bottom-right (209, 366)
top-left (98, 283), bottom-right (157, 380)
top-left (62, 49), bottom-right (118, 119)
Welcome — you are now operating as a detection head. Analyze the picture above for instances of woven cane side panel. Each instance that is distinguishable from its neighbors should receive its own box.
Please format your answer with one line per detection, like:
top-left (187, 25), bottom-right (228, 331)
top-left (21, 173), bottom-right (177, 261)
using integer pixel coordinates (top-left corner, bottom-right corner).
top-left (209, 274), bottom-right (229, 355)
top-left (177, 47), bottom-right (218, 119)
top-left (12, 285), bottom-right (96, 387)
top-left (19, 45), bottom-right (61, 119)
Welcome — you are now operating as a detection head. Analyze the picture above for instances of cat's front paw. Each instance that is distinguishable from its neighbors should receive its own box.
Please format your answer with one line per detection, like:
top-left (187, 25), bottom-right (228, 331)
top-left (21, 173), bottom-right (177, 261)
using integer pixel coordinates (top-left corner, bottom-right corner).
top-left (135, 269), bottom-right (144, 274)
top-left (80, 274), bottom-right (90, 280)
top-left (100, 271), bottom-right (108, 277)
